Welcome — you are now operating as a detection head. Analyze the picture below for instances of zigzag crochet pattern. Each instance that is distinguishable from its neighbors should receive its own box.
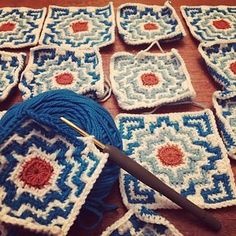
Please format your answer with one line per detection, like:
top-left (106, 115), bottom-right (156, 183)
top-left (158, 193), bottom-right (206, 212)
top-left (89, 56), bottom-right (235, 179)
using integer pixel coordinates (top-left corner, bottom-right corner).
top-left (116, 110), bottom-right (236, 210)
top-left (110, 49), bottom-right (195, 110)
top-left (101, 207), bottom-right (182, 236)
top-left (0, 51), bottom-right (25, 102)
top-left (213, 91), bottom-right (236, 160)
top-left (181, 6), bottom-right (236, 42)
top-left (39, 3), bottom-right (115, 48)
top-left (19, 45), bottom-right (105, 100)
top-left (0, 7), bottom-right (46, 48)
top-left (117, 1), bottom-right (186, 45)
top-left (0, 90), bottom-right (122, 236)
top-left (198, 40), bottom-right (236, 90)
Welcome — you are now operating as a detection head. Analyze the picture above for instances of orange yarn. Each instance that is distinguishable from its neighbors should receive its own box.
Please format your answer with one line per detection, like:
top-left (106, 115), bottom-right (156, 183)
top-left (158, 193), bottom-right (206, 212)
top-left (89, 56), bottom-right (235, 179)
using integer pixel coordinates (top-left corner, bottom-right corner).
top-left (20, 157), bottom-right (53, 188)
top-left (230, 62), bottom-right (236, 75)
top-left (71, 21), bottom-right (88, 33)
top-left (55, 72), bottom-right (74, 85)
top-left (141, 73), bottom-right (159, 86)
top-left (212, 19), bottom-right (231, 29)
top-left (0, 22), bottom-right (15, 32)
top-left (157, 144), bottom-right (184, 166)
top-left (144, 22), bottom-right (158, 30)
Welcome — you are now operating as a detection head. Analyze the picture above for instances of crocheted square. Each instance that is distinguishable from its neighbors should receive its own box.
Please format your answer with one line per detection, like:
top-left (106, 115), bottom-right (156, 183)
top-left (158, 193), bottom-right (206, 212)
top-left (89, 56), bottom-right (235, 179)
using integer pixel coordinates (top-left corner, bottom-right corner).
top-left (110, 49), bottom-right (196, 110)
top-left (117, 1), bottom-right (186, 45)
top-left (213, 90), bottom-right (236, 160)
top-left (181, 6), bottom-right (236, 42)
top-left (102, 207), bottom-right (182, 236)
top-left (116, 110), bottom-right (236, 210)
top-left (0, 51), bottom-right (25, 102)
top-left (19, 45), bottom-right (105, 100)
top-left (0, 7), bottom-right (46, 48)
top-left (198, 41), bottom-right (236, 90)
top-left (39, 3), bottom-right (115, 48)
top-left (0, 118), bottom-right (108, 235)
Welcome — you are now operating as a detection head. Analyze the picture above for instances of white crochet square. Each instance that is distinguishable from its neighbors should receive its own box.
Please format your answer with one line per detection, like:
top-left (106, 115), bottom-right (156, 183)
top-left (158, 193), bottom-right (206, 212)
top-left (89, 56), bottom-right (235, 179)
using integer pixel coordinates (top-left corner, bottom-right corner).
top-left (117, 1), bottom-right (186, 45)
top-left (110, 49), bottom-right (196, 110)
top-left (181, 6), bottom-right (236, 42)
top-left (39, 3), bottom-right (115, 48)
top-left (19, 45), bottom-right (105, 100)
top-left (0, 7), bottom-right (46, 48)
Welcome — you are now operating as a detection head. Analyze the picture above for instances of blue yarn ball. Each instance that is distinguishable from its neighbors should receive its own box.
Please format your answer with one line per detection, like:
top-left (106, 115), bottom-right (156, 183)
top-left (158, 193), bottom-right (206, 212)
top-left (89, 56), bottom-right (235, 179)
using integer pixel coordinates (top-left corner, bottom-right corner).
top-left (0, 89), bottom-right (122, 230)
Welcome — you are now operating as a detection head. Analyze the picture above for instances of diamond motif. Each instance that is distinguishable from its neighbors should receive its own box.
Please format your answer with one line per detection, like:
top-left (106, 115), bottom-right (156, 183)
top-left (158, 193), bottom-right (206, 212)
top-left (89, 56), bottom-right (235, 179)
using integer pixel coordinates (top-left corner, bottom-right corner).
top-left (116, 110), bottom-right (236, 209)
top-left (0, 8), bottom-right (46, 48)
top-left (117, 2), bottom-right (186, 45)
top-left (39, 3), bottom-right (115, 48)
top-left (19, 45), bottom-right (105, 100)
top-left (110, 49), bottom-right (195, 110)
top-left (181, 6), bottom-right (236, 42)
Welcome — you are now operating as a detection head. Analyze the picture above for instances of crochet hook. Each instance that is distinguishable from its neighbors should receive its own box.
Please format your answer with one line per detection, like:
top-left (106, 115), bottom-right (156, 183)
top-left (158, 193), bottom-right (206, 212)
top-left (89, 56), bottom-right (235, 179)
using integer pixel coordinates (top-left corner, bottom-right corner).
top-left (60, 117), bottom-right (222, 232)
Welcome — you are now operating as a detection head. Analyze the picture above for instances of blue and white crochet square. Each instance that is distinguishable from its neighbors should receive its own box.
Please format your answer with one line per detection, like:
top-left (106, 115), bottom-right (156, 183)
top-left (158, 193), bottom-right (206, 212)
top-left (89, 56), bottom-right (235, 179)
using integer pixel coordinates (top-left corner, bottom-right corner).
top-left (19, 46), bottom-right (105, 100)
top-left (39, 3), bottom-right (115, 49)
top-left (0, 119), bottom-right (108, 236)
top-left (117, 2), bottom-right (186, 45)
top-left (0, 51), bottom-right (25, 102)
top-left (0, 8), bottom-right (46, 48)
top-left (102, 207), bottom-right (182, 236)
top-left (198, 41), bottom-right (236, 90)
top-left (213, 91), bottom-right (236, 160)
top-left (110, 49), bottom-right (195, 110)
top-left (116, 110), bottom-right (236, 209)
top-left (181, 6), bottom-right (236, 42)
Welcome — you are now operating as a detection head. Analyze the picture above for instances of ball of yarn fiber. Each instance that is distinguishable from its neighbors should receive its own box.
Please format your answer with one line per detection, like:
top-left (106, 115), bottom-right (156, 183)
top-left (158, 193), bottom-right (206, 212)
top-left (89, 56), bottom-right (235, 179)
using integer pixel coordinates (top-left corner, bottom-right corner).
top-left (0, 89), bottom-right (122, 230)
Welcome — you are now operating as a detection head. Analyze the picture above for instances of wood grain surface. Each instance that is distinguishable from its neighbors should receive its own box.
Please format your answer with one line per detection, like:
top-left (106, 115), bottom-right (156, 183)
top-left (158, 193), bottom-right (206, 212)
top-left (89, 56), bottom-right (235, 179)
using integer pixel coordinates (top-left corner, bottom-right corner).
top-left (0, 0), bottom-right (235, 235)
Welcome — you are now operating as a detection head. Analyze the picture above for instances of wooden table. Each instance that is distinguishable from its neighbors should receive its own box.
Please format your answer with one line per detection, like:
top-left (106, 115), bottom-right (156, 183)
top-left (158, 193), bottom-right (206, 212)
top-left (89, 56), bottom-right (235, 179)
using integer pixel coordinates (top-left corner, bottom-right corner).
top-left (0, 0), bottom-right (236, 235)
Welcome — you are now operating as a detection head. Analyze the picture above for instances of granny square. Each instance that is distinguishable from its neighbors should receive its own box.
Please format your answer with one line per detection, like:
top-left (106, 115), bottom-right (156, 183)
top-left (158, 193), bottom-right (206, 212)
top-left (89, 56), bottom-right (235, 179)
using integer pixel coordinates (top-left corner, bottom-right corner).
top-left (39, 3), bottom-right (115, 48)
top-left (117, 1), bottom-right (186, 45)
top-left (0, 51), bottom-right (25, 102)
top-left (102, 207), bottom-right (182, 236)
top-left (0, 7), bottom-right (46, 48)
top-left (19, 45), bottom-right (105, 100)
top-left (213, 90), bottom-right (236, 160)
top-left (0, 118), bottom-right (108, 235)
top-left (116, 110), bottom-right (236, 210)
top-left (198, 40), bottom-right (236, 90)
top-left (110, 49), bottom-right (196, 110)
top-left (181, 6), bottom-right (236, 42)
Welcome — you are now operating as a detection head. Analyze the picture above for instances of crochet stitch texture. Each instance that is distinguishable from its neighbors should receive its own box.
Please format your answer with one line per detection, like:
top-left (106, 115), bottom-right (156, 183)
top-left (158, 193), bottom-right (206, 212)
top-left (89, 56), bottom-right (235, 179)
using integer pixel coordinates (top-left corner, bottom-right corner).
top-left (198, 40), bottom-right (236, 90)
top-left (0, 7), bottom-right (46, 48)
top-left (117, 1), bottom-right (186, 45)
top-left (110, 49), bottom-right (196, 110)
top-left (39, 3), bottom-right (115, 48)
top-left (213, 91), bottom-right (236, 160)
top-left (0, 51), bottom-right (25, 102)
top-left (19, 45), bottom-right (105, 100)
top-left (181, 6), bottom-right (236, 42)
top-left (102, 207), bottom-right (182, 236)
top-left (116, 110), bottom-right (236, 210)
top-left (0, 90), bottom-right (122, 236)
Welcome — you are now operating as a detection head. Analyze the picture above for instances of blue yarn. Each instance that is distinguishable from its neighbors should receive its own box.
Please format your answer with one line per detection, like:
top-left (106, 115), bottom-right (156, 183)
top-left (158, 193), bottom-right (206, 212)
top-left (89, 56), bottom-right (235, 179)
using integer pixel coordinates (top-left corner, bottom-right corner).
top-left (0, 89), bottom-right (122, 230)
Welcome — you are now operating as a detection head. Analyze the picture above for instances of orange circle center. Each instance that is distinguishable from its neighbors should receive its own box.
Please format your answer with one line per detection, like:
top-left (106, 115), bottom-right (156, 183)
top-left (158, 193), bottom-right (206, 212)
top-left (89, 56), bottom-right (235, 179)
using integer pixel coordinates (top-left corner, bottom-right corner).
top-left (157, 144), bottom-right (184, 166)
top-left (71, 21), bottom-right (88, 33)
top-left (144, 22), bottom-right (158, 30)
top-left (20, 157), bottom-right (53, 189)
top-left (55, 73), bottom-right (74, 85)
top-left (141, 73), bottom-right (159, 86)
top-left (0, 22), bottom-right (15, 32)
top-left (230, 62), bottom-right (236, 75)
top-left (212, 19), bottom-right (231, 30)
